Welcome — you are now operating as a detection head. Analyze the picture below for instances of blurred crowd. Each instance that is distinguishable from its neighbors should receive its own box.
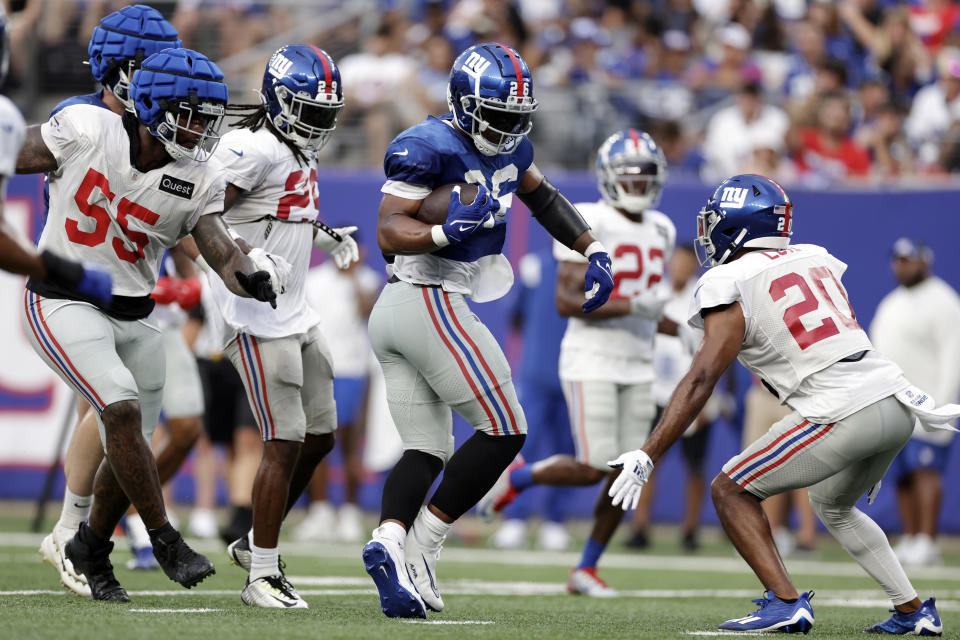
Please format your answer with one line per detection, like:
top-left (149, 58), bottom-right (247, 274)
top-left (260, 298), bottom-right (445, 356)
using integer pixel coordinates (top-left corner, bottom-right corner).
top-left (11, 0), bottom-right (960, 182)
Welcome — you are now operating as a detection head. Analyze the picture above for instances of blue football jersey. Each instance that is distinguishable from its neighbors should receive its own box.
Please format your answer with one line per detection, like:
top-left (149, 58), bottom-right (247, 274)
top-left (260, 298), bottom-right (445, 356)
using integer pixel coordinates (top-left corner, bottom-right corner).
top-left (383, 114), bottom-right (534, 263)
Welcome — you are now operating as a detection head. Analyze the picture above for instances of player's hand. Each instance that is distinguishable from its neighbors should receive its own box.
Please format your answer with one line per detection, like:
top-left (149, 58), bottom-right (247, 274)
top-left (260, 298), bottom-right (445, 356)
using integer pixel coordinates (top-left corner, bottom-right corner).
top-left (247, 247), bottom-right (292, 294)
top-left (313, 225), bottom-right (359, 269)
top-left (437, 184), bottom-right (499, 245)
top-left (41, 250), bottom-right (113, 307)
top-left (607, 449), bottom-right (654, 511)
top-left (583, 250), bottom-right (614, 313)
top-left (175, 277), bottom-right (202, 311)
top-left (235, 270), bottom-right (277, 309)
top-left (150, 275), bottom-right (179, 305)
top-left (629, 288), bottom-right (670, 320)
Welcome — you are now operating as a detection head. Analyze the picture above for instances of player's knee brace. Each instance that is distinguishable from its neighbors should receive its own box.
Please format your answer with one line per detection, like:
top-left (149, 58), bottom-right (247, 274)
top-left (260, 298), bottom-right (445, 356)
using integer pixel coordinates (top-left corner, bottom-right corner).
top-left (380, 449), bottom-right (444, 528)
top-left (430, 432), bottom-right (526, 521)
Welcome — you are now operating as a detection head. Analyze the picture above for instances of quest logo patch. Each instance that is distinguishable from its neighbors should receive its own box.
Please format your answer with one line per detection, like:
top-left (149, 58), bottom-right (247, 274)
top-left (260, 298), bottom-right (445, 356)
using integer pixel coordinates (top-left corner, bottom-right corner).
top-left (159, 174), bottom-right (195, 199)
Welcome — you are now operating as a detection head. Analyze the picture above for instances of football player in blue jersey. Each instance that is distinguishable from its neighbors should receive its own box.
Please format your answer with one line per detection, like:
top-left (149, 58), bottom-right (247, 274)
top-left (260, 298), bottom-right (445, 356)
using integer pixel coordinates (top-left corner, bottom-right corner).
top-left (362, 42), bottom-right (615, 618)
top-left (35, 4), bottom-right (208, 591)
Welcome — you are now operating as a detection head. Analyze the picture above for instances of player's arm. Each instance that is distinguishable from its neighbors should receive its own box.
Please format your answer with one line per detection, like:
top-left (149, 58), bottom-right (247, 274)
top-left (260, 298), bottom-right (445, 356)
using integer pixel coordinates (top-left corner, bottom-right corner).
top-left (376, 194), bottom-right (437, 254)
top-left (191, 213), bottom-right (278, 308)
top-left (642, 302), bottom-right (744, 463)
top-left (0, 177), bottom-right (44, 277)
top-left (15, 125), bottom-right (58, 174)
top-left (556, 259), bottom-right (630, 319)
top-left (518, 164), bottom-right (613, 312)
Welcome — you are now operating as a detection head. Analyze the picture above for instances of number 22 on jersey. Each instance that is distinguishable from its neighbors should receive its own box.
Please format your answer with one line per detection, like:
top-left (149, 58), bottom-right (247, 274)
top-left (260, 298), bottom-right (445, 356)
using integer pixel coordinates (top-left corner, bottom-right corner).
top-left (611, 244), bottom-right (664, 299)
top-left (769, 265), bottom-right (860, 350)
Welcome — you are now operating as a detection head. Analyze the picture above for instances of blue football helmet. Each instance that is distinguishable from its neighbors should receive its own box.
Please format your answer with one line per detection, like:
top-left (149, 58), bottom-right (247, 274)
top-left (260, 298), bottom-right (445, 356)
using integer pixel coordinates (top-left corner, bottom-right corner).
top-left (596, 129), bottom-right (667, 214)
top-left (131, 48), bottom-right (228, 162)
top-left (88, 4), bottom-right (182, 111)
top-left (696, 174), bottom-right (794, 267)
top-left (260, 44), bottom-right (343, 152)
top-left (447, 42), bottom-right (538, 156)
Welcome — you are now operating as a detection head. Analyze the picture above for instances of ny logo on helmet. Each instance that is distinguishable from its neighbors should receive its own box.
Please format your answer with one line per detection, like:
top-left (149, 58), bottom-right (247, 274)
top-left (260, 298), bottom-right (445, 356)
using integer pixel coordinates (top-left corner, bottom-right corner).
top-left (268, 53), bottom-right (294, 78)
top-left (720, 187), bottom-right (749, 208)
top-left (463, 51), bottom-right (491, 75)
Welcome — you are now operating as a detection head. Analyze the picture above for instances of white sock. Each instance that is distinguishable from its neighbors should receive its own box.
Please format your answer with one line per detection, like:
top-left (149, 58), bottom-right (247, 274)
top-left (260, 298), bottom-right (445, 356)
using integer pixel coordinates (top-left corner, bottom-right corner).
top-left (126, 513), bottom-right (152, 549)
top-left (59, 489), bottom-right (92, 531)
top-left (813, 501), bottom-right (917, 605)
top-left (376, 521), bottom-right (407, 545)
top-left (249, 543), bottom-right (280, 581)
top-left (418, 507), bottom-right (452, 545)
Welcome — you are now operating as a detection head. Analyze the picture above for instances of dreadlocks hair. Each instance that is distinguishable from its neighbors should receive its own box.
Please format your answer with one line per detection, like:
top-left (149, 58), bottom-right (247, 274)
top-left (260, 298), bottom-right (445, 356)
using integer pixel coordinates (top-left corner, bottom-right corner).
top-left (226, 103), bottom-right (309, 167)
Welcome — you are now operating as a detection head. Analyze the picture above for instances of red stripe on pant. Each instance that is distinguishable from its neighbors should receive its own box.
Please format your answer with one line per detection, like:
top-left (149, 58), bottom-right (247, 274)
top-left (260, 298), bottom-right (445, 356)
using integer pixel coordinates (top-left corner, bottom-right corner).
top-left (738, 423), bottom-right (835, 488)
top-left (726, 419), bottom-right (811, 477)
top-left (236, 335), bottom-right (270, 439)
top-left (249, 335), bottom-right (277, 438)
top-left (28, 291), bottom-right (106, 410)
top-left (421, 288), bottom-right (500, 435)
top-left (440, 291), bottom-right (518, 435)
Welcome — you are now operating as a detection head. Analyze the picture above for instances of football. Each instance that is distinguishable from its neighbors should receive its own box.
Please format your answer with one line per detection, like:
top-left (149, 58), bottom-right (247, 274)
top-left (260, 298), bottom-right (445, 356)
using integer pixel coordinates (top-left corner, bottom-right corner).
top-left (416, 182), bottom-right (480, 225)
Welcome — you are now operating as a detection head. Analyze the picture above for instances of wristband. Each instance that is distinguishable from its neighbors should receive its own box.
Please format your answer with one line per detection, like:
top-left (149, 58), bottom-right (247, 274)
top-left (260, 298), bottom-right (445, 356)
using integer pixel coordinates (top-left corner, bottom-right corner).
top-left (584, 241), bottom-right (605, 258)
top-left (193, 254), bottom-right (211, 274)
top-left (41, 250), bottom-right (83, 286)
top-left (431, 224), bottom-right (451, 248)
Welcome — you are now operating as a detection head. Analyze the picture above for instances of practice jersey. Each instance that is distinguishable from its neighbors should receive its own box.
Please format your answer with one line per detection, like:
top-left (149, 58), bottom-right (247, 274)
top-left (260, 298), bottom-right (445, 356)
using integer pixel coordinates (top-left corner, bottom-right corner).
top-left (32, 105), bottom-right (224, 317)
top-left (305, 261), bottom-right (381, 377)
top-left (0, 95), bottom-right (25, 178)
top-left (209, 127), bottom-right (321, 339)
top-left (555, 202), bottom-right (675, 383)
top-left (689, 243), bottom-right (908, 423)
top-left (381, 114), bottom-right (534, 302)
top-left (654, 279), bottom-right (697, 406)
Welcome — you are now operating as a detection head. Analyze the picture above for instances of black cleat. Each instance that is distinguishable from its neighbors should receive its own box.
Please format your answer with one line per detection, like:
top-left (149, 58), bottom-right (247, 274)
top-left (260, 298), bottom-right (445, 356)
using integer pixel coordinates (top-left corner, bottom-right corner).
top-left (64, 527), bottom-right (130, 603)
top-left (152, 529), bottom-right (216, 588)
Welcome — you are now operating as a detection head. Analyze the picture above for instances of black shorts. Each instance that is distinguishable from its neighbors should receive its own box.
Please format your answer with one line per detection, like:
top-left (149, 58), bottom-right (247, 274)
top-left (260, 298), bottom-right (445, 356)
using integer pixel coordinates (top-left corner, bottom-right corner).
top-left (653, 405), bottom-right (711, 474)
top-left (197, 356), bottom-right (256, 444)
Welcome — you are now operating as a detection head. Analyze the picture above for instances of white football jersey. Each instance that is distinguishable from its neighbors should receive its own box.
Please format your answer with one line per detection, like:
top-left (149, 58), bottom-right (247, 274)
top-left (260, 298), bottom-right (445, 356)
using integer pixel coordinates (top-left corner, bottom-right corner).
top-left (0, 95), bottom-right (25, 178)
top-left (39, 105), bottom-right (224, 297)
top-left (555, 202), bottom-right (676, 383)
top-left (689, 243), bottom-right (908, 423)
top-left (208, 127), bottom-right (321, 340)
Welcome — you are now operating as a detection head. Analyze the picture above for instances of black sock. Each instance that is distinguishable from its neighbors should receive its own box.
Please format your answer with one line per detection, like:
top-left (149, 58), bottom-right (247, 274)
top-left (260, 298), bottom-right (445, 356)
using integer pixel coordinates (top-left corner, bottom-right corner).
top-left (430, 432), bottom-right (525, 521)
top-left (230, 506), bottom-right (253, 531)
top-left (77, 521), bottom-right (111, 550)
top-left (147, 521), bottom-right (177, 545)
top-left (780, 597), bottom-right (798, 604)
top-left (380, 449), bottom-right (444, 528)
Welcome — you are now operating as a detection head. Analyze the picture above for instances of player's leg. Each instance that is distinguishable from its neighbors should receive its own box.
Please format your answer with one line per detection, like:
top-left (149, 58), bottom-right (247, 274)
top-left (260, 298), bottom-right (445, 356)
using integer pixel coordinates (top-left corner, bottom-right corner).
top-left (680, 420), bottom-right (711, 551)
top-left (154, 328), bottom-right (204, 484)
top-left (226, 331), bottom-right (312, 608)
top-left (335, 376), bottom-right (368, 542)
top-left (898, 440), bottom-right (948, 566)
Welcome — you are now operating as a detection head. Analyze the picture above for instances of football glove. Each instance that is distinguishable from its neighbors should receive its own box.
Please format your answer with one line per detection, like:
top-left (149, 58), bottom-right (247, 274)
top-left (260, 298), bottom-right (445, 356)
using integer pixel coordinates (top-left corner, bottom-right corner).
top-left (434, 184), bottom-right (499, 246)
top-left (175, 277), bottom-right (202, 311)
top-left (42, 250), bottom-right (113, 307)
top-left (583, 247), bottom-right (614, 313)
top-left (629, 287), bottom-right (670, 320)
top-left (247, 248), bottom-right (292, 294)
top-left (607, 449), bottom-right (655, 511)
top-left (150, 275), bottom-right (179, 305)
top-left (313, 223), bottom-right (359, 269)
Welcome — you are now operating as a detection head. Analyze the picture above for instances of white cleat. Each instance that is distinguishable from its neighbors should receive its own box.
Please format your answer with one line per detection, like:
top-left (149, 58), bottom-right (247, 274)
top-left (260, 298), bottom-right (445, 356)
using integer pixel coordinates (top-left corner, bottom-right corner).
top-left (188, 509), bottom-right (219, 540)
top-left (336, 503), bottom-right (364, 543)
top-left (227, 534), bottom-right (252, 572)
top-left (362, 526), bottom-right (426, 619)
top-left (293, 501), bottom-right (337, 543)
top-left (567, 567), bottom-right (619, 598)
top-left (405, 512), bottom-right (445, 612)
top-left (39, 525), bottom-right (90, 597)
top-left (491, 519), bottom-right (528, 550)
top-left (537, 521), bottom-right (571, 552)
top-left (241, 575), bottom-right (308, 609)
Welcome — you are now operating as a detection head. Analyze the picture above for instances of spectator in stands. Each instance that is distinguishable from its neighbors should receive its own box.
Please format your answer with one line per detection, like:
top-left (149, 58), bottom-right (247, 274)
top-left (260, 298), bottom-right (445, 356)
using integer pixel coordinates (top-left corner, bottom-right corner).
top-left (651, 119), bottom-right (703, 177)
top-left (787, 58), bottom-right (849, 128)
top-left (859, 102), bottom-right (915, 177)
top-left (738, 127), bottom-right (798, 184)
top-left (782, 19), bottom-right (829, 102)
top-left (688, 22), bottom-right (763, 108)
top-left (905, 47), bottom-right (960, 171)
top-left (793, 91), bottom-right (872, 182)
top-left (410, 34), bottom-right (454, 122)
top-left (701, 79), bottom-right (789, 183)
top-left (870, 238), bottom-right (960, 566)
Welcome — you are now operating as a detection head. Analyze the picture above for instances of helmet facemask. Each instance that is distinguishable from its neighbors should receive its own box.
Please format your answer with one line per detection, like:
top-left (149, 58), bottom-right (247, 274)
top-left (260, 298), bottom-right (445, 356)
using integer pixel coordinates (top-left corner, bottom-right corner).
top-left (458, 93), bottom-right (537, 156)
top-left (109, 54), bottom-right (146, 112)
top-left (602, 158), bottom-right (664, 213)
top-left (155, 97), bottom-right (225, 162)
top-left (269, 84), bottom-right (343, 152)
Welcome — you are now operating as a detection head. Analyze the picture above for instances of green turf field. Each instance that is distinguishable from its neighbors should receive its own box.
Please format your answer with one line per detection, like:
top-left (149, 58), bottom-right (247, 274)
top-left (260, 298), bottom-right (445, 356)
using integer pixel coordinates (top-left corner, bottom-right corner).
top-left (1, 504), bottom-right (956, 639)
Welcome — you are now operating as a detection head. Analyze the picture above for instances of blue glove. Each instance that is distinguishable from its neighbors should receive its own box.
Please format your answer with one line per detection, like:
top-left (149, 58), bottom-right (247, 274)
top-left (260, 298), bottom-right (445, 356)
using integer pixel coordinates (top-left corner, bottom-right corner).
top-left (582, 250), bottom-right (614, 313)
top-left (75, 263), bottom-right (113, 307)
top-left (437, 184), bottom-right (500, 245)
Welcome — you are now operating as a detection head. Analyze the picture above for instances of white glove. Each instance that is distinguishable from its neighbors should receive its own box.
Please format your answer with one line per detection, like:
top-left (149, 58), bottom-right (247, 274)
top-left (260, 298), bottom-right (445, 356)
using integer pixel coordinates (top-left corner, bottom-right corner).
top-left (629, 288), bottom-right (670, 320)
top-left (607, 449), bottom-right (655, 511)
top-left (313, 224), bottom-right (359, 270)
top-left (247, 247), bottom-right (292, 294)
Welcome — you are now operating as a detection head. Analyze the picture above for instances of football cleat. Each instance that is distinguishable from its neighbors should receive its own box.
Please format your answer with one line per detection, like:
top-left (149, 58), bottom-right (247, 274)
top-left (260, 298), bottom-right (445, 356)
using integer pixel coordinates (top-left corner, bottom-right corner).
top-left (227, 535), bottom-right (253, 571)
top-left (63, 526), bottom-right (129, 602)
top-left (362, 526), bottom-right (426, 618)
top-left (567, 567), bottom-right (619, 598)
top-left (39, 524), bottom-right (90, 597)
top-left (864, 597), bottom-right (942, 636)
top-left (151, 529), bottom-right (215, 588)
top-left (476, 455), bottom-right (525, 522)
top-left (126, 545), bottom-right (160, 571)
top-left (405, 509), bottom-right (445, 612)
top-left (241, 575), bottom-right (308, 609)
top-left (719, 590), bottom-right (814, 633)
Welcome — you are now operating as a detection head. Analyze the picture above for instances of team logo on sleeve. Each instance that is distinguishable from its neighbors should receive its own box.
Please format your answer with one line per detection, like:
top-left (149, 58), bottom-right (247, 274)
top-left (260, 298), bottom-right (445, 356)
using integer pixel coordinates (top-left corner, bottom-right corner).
top-left (159, 174), bottom-right (195, 199)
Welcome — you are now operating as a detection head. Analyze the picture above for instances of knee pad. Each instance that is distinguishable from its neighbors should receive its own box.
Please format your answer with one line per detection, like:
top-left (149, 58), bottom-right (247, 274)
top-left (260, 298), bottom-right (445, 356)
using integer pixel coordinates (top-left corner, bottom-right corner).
top-left (811, 499), bottom-right (853, 530)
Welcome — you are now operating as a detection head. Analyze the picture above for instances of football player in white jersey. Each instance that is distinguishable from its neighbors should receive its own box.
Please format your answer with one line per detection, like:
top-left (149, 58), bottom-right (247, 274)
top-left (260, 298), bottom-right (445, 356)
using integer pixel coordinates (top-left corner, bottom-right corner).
top-left (203, 44), bottom-right (356, 609)
top-left (608, 174), bottom-right (947, 635)
top-left (478, 130), bottom-right (675, 596)
top-left (16, 47), bottom-right (283, 603)
top-left (0, 4), bottom-right (111, 301)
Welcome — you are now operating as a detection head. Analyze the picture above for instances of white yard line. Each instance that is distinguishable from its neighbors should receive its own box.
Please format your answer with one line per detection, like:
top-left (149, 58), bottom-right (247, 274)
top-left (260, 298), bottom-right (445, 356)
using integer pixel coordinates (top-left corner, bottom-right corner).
top-left (401, 620), bottom-right (495, 625)
top-left (2, 532), bottom-right (957, 580)
top-left (129, 608), bottom-right (223, 613)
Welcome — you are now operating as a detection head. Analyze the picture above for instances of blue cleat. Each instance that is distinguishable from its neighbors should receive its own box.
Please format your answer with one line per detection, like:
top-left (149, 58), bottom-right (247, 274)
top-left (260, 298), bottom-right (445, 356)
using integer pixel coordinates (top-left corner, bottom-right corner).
top-left (126, 544), bottom-right (159, 571)
top-left (864, 597), bottom-right (942, 635)
top-left (719, 590), bottom-right (815, 633)
top-left (362, 527), bottom-right (426, 619)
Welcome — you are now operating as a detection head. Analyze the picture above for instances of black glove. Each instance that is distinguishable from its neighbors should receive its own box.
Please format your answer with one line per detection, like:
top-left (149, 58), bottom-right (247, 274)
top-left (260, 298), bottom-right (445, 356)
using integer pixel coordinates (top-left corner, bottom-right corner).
top-left (235, 270), bottom-right (277, 309)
